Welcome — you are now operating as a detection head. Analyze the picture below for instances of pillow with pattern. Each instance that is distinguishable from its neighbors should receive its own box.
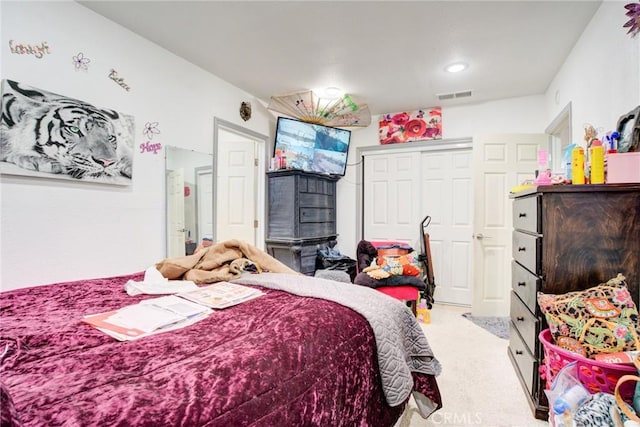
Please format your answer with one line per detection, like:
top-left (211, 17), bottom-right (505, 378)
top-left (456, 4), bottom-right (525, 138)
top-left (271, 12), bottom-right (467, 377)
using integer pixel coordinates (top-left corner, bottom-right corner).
top-left (537, 274), bottom-right (640, 359)
top-left (374, 250), bottom-right (423, 277)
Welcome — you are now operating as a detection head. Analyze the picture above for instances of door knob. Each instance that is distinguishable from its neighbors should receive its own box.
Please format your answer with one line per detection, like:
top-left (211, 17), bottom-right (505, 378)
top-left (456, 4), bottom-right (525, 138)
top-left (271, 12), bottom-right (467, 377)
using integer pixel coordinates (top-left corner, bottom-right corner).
top-left (474, 233), bottom-right (491, 240)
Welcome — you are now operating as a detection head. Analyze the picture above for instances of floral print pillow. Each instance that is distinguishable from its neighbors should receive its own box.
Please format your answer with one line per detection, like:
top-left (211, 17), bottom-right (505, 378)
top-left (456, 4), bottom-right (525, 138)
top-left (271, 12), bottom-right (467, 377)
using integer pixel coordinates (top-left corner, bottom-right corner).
top-left (538, 274), bottom-right (640, 359)
top-left (374, 251), bottom-right (423, 277)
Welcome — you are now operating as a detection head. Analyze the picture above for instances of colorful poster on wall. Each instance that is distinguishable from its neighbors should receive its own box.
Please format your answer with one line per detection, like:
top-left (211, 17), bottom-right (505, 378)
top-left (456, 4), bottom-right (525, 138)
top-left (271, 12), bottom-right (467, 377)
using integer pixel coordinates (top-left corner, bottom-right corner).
top-left (0, 79), bottom-right (134, 185)
top-left (378, 108), bottom-right (442, 144)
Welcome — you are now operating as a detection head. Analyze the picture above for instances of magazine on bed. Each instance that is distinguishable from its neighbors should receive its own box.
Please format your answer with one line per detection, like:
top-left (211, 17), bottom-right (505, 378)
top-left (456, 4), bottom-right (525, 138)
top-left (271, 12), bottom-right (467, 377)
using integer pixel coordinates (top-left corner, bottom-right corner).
top-left (177, 281), bottom-right (264, 309)
top-left (83, 295), bottom-right (213, 341)
top-left (83, 283), bottom-right (263, 341)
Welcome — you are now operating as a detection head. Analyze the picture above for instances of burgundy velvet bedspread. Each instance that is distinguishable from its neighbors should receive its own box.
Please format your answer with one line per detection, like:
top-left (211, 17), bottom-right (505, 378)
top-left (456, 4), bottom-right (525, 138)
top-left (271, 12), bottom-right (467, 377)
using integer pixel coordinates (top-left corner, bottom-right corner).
top-left (0, 272), bottom-right (440, 426)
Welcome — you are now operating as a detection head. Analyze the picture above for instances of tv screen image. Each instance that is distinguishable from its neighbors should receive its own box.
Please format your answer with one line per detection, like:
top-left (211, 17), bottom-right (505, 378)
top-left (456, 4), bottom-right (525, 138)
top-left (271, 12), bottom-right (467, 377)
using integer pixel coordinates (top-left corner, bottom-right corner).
top-left (274, 117), bottom-right (351, 176)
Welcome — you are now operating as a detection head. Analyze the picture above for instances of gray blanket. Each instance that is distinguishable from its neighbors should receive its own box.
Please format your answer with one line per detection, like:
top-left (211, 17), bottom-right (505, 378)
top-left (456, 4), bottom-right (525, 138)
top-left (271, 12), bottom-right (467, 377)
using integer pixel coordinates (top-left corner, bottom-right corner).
top-left (233, 273), bottom-right (441, 415)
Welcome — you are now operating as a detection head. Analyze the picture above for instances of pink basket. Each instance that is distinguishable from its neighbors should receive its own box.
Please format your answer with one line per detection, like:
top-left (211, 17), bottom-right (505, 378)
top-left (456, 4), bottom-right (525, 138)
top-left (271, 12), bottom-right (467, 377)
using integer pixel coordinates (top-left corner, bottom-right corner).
top-left (539, 329), bottom-right (637, 402)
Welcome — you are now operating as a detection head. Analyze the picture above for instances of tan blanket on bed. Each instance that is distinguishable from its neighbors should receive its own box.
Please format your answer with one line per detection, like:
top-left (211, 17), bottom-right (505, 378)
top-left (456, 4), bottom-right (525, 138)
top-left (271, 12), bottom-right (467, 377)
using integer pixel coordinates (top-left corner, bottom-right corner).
top-left (156, 239), bottom-right (299, 284)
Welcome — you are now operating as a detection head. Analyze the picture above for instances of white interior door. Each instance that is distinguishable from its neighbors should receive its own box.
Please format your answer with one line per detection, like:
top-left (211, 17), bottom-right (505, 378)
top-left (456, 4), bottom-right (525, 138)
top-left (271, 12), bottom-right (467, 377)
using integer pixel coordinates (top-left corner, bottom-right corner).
top-left (216, 137), bottom-right (257, 244)
top-left (167, 168), bottom-right (186, 257)
top-left (363, 152), bottom-right (421, 245)
top-left (472, 133), bottom-right (547, 316)
top-left (421, 149), bottom-right (473, 306)
top-left (196, 169), bottom-right (213, 240)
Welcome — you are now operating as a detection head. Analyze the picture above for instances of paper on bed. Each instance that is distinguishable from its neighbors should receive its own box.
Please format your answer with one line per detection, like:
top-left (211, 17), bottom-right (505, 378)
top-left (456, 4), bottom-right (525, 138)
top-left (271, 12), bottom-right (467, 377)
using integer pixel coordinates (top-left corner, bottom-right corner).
top-left (83, 295), bottom-right (212, 341)
top-left (125, 266), bottom-right (199, 295)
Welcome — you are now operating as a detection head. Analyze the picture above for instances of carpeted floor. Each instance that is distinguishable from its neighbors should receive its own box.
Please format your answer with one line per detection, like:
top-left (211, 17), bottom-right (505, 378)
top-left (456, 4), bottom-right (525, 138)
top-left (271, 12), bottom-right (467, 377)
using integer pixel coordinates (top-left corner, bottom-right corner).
top-left (398, 303), bottom-right (548, 427)
top-left (461, 312), bottom-right (510, 340)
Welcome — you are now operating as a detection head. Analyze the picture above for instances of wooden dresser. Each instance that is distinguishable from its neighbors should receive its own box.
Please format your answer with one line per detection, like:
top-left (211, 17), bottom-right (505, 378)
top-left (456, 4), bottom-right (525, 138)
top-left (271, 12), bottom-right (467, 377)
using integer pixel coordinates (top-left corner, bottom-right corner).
top-left (265, 170), bottom-right (339, 275)
top-left (508, 184), bottom-right (640, 420)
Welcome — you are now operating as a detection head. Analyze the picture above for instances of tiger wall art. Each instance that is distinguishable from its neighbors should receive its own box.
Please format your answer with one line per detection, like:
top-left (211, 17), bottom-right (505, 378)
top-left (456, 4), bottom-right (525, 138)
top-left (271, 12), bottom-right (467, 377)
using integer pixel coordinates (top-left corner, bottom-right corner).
top-left (0, 79), bottom-right (134, 185)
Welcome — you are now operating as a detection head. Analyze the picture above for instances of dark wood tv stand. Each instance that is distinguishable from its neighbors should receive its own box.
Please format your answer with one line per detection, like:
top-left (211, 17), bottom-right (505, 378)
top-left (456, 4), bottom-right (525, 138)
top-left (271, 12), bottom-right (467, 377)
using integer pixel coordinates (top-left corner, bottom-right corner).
top-left (265, 170), bottom-right (340, 275)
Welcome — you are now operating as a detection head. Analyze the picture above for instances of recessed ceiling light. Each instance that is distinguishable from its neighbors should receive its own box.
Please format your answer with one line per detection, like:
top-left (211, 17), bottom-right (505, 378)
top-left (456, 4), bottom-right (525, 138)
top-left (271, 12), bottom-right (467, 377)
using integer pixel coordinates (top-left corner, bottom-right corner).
top-left (323, 86), bottom-right (343, 99)
top-left (445, 62), bottom-right (468, 73)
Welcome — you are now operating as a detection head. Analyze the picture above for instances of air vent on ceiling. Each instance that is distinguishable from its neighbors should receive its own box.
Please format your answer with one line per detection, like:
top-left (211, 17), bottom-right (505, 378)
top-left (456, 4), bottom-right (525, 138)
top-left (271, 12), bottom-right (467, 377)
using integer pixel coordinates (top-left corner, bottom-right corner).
top-left (437, 90), bottom-right (473, 101)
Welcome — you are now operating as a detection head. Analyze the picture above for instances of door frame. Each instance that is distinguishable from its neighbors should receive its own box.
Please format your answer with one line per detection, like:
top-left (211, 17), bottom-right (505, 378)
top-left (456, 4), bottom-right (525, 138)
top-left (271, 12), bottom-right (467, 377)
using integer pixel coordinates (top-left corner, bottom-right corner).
top-left (195, 165), bottom-right (213, 243)
top-left (212, 117), bottom-right (269, 249)
top-left (355, 137), bottom-right (472, 242)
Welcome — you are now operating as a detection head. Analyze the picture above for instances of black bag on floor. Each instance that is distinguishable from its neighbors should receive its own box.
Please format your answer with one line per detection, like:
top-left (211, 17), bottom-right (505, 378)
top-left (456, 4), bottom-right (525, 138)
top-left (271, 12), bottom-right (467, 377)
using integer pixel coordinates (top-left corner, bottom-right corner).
top-left (316, 249), bottom-right (357, 282)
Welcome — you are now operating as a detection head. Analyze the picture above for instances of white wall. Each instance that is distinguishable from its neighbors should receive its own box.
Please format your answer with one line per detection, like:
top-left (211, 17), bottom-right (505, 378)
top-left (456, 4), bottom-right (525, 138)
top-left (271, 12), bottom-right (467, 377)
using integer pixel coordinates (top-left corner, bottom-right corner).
top-left (0, 1), bottom-right (273, 290)
top-left (545, 1), bottom-right (640, 145)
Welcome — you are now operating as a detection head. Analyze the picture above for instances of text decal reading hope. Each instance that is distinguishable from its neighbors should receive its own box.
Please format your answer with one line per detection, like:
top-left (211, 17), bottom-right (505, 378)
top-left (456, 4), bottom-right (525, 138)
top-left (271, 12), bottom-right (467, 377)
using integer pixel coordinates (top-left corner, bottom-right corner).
top-left (140, 141), bottom-right (162, 154)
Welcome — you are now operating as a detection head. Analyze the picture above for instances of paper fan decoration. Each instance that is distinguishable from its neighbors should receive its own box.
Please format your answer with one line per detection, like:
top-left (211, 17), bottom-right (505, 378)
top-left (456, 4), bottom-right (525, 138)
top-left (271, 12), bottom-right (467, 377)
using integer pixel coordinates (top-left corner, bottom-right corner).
top-left (268, 90), bottom-right (371, 127)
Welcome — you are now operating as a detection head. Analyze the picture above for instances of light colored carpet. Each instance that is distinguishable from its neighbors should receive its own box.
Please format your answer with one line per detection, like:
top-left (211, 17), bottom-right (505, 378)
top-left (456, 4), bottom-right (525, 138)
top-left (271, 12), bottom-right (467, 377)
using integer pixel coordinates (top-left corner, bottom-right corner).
top-left (400, 303), bottom-right (549, 427)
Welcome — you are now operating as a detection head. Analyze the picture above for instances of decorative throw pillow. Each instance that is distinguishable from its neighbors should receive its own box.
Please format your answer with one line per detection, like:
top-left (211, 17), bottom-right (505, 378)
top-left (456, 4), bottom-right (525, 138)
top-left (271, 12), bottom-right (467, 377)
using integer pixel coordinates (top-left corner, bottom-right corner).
top-left (374, 250), bottom-right (423, 277)
top-left (537, 274), bottom-right (640, 358)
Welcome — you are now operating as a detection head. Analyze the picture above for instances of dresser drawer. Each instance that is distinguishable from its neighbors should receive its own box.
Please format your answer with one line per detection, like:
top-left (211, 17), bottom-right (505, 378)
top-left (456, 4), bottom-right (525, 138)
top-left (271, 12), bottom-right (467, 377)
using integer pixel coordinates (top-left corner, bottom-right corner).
top-left (512, 231), bottom-right (541, 275)
top-left (267, 240), bottom-right (332, 275)
top-left (510, 291), bottom-right (539, 353)
top-left (300, 244), bottom-right (320, 275)
top-left (512, 261), bottom-right (540, 313)
top-left (300, 222), bottom-right (336, 238)
top-left (300, 207), bottom-right (334, 223)
top-left (512, 195), bottom-right (540, 233)
top-left (509, 326), bottom-right (536, 395)
top-left (300, 176), bottom-right (334, 196)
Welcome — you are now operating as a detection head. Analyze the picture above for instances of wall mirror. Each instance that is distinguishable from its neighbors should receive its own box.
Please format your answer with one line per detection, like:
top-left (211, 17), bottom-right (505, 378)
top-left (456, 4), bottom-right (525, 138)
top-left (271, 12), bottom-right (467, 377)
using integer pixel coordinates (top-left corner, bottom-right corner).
top-left (165, 146), bottom-right (214, 257)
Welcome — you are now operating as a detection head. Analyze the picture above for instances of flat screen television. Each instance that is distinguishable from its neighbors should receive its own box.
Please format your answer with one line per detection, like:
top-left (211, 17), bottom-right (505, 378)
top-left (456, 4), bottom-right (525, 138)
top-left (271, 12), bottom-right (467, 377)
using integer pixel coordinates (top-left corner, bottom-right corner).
top-left (273, 117), bottom-right (351, 176)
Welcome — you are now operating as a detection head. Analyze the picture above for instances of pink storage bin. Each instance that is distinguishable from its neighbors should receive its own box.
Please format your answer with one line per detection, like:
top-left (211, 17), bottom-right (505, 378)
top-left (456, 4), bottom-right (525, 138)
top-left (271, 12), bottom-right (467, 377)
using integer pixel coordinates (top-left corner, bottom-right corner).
top-left (539, 329), bottom-right (637, 403)
top-left (607, 152), bottom-right (640, 183)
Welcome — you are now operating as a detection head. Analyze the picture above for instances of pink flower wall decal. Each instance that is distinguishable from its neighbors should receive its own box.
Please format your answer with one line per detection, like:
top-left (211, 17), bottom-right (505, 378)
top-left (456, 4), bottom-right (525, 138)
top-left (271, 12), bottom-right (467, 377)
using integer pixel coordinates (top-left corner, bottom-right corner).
top-left (624, 2), bottom-right (640, 37)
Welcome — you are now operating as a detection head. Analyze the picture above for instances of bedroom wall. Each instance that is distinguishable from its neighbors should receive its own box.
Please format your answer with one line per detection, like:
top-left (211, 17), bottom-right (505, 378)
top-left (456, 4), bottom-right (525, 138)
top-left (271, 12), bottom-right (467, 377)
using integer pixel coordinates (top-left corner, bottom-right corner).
top-left (336, 96), bottom-right (548, 258)
top-left (2, 2), bottom-right (636, 291)
top-left (336, 1), bottom-right (640, 260)
top-left (0, 1), bottom-right (273, 291)
top-left (545, 1), bottom-right (640, 144)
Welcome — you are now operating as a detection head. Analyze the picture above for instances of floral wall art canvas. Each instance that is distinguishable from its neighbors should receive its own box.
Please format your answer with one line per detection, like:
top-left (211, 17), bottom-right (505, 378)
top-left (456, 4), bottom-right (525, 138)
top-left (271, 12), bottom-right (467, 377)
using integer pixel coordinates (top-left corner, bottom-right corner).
top-left (378, 108), bottom-right (442, 144)
top-left (0, 79), bottom-right (134, 185)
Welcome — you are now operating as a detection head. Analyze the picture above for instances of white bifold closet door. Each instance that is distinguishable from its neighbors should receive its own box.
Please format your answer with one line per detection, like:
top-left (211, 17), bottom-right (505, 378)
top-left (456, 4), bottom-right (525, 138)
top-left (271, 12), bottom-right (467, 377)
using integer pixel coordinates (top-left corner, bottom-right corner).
top-left (363, 149), bottom-right (473, 306)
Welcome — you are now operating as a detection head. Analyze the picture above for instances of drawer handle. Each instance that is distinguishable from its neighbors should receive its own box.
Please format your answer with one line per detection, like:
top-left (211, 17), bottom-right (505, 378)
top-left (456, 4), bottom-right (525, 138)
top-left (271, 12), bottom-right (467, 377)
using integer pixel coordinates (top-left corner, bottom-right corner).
top-left (515, 350), bottom-right (523, 355)
top-left (518, 213), bottom-right (527, 218)
top-left (518, 247), bottom-right (526, 252)
top-left (516, 316), bottom-right (525, 322)
top-left (517, 281), bottom-right (526, 287)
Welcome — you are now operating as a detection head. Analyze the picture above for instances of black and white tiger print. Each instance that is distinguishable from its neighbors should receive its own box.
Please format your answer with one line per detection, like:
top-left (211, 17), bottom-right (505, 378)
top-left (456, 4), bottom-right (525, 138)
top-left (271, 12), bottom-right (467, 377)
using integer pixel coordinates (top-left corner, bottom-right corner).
top-left (0, 79), bottom-right (133, 182)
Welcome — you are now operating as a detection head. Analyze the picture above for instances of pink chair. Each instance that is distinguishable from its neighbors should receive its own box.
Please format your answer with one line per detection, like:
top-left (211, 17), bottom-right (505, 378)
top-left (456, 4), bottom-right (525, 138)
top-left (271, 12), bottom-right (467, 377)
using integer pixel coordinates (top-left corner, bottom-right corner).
top-left (362, 240), bottom-right (422, 315)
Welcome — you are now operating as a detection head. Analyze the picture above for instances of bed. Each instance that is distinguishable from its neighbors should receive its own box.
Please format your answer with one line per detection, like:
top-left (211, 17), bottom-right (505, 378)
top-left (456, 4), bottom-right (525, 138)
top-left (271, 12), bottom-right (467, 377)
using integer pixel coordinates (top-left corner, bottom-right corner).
top-left (0, 245), bottom-right (442, 426)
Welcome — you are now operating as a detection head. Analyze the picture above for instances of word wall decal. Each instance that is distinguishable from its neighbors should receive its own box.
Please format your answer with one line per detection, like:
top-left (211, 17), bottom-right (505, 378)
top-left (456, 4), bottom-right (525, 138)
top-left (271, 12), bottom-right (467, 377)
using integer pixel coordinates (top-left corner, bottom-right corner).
top-left (140, 141), bottom-right (163, 154)
top-left (108, 69), bottom-right (131, 91)
top-left (9, 40), bottom-right (51, 59)
top-left (140, 122), bottom-right (162, 154)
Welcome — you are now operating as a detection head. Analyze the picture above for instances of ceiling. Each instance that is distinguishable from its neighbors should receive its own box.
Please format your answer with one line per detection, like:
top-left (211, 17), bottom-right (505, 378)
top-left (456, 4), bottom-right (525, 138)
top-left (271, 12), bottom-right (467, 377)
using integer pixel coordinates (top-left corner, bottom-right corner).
top-left (78, 1), bottom-right (602, 116)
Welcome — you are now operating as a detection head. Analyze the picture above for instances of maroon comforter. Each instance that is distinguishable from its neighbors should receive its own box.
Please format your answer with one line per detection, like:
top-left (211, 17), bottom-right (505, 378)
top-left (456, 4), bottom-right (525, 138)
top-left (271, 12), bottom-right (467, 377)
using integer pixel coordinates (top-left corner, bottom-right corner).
top-left (0, 272), bottom-right (440, 426)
